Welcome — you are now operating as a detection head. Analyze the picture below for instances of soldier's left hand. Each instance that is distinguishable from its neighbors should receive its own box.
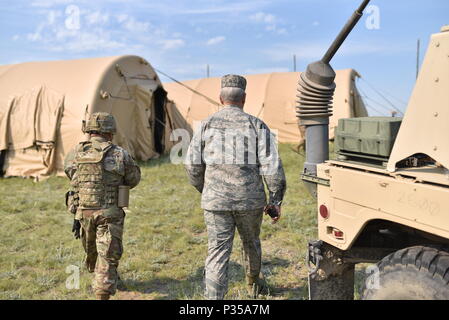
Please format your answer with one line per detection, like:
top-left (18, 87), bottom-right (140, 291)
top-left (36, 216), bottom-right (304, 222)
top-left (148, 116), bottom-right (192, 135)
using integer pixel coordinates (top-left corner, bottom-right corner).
top-left (72, 219), bottom-right (81, 239)
top-left (271, 205), bottom-right (281, 224)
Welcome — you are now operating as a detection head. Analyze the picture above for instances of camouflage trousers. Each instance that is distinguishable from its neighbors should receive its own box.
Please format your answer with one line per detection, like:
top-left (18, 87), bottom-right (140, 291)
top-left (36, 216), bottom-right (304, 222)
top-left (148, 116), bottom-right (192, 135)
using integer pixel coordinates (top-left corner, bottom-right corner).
top-left (203, 209), bottom-right (263, 300)
top-left (79, 208), bottom-right (125, 296)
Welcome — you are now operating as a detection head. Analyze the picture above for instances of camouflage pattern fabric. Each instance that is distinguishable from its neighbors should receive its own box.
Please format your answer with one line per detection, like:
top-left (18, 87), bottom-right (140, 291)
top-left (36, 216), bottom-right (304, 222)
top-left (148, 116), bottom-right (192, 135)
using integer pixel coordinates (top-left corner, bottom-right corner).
top-left (64, 135), bottom-right (140, 296)
top-left (221, 74), bottom-right (247, 90)
top-left (204, 209), bottom-right (263, 300)
top-left (185, 102), bottom-right (286, 300)
top-left (80, 208), bottom-right (124, 295)
top-left (64, 136), bottom-right (141, 204)
top-left (83, 112), bottom-right (117, 134)
top-left (184, 105), bottom-right (287, 211)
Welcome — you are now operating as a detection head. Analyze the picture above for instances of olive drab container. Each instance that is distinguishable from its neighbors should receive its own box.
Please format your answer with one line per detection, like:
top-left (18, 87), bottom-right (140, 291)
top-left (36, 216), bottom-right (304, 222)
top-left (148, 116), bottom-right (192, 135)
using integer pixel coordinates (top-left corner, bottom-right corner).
top-left (117, 185), bottom-right (130, 208)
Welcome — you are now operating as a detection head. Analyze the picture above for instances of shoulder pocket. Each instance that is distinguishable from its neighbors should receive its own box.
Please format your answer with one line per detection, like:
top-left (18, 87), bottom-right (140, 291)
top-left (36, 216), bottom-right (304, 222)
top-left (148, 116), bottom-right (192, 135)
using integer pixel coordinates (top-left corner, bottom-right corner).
top-left (103, 148), bottom-right (125, 176)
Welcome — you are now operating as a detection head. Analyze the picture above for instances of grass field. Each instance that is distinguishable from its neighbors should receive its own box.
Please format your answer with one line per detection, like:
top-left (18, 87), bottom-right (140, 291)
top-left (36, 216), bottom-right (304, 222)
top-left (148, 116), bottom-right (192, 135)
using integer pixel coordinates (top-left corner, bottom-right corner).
top-left (0, 143), bottom-right (367, 300)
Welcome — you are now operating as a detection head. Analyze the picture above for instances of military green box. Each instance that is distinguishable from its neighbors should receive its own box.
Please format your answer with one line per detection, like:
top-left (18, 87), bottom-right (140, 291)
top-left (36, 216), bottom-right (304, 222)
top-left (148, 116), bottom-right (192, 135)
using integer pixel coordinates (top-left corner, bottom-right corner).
top-left (335, 117), bottom-right (402, 159)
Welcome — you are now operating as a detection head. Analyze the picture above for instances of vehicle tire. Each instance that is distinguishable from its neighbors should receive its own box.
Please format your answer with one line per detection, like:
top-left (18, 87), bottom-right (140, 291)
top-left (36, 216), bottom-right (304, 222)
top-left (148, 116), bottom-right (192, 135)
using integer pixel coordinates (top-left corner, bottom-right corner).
top-left (362, 246), bottom-right (449, 300)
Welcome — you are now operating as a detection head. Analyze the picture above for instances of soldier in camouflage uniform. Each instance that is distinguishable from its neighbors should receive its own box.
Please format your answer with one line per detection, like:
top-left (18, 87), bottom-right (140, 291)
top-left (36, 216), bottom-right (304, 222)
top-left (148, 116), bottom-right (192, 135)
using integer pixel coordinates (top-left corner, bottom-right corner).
top-left (64, 112), bottom-right (141, 300)
top-left (184, 74), bottom-right (287, 299)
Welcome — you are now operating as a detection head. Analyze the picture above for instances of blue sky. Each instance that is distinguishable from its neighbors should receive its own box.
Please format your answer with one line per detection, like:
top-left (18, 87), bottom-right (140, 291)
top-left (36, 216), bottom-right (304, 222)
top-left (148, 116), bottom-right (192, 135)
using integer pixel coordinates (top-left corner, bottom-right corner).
top-left (1, 0), bottom-right (448, 115)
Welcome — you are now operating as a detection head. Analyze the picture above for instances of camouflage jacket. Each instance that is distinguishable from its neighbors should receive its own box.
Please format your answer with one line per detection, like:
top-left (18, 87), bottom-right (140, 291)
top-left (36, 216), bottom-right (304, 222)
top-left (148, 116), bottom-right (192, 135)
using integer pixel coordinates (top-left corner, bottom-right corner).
top-left (184, 105), bottom-right (286, 211)
top-left (64, 136), bottom-right (141, 218)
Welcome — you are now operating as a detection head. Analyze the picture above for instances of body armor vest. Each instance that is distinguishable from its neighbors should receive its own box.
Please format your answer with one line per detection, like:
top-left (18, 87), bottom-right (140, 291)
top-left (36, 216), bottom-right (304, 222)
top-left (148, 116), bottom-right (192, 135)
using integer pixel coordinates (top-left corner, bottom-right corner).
top-left (75, 140), bottom-right (121, 209)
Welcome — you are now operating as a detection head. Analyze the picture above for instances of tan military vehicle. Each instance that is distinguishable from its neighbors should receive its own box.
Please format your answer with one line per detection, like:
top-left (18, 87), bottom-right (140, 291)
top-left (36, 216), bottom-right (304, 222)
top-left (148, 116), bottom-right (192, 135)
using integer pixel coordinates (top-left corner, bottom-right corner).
top-left (298, 0), bottom-right (449, 299)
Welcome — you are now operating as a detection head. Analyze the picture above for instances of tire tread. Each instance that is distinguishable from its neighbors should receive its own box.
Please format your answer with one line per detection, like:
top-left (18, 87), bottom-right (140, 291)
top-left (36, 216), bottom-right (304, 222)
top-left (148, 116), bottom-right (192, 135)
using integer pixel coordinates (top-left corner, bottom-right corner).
top-left (362, 246), bottom-right (449, 299)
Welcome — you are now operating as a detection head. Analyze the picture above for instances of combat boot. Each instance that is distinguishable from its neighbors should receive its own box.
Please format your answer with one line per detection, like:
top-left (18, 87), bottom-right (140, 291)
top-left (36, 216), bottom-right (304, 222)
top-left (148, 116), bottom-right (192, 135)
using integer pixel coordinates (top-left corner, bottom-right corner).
top-left (246, 273), bottom-right (269, 298)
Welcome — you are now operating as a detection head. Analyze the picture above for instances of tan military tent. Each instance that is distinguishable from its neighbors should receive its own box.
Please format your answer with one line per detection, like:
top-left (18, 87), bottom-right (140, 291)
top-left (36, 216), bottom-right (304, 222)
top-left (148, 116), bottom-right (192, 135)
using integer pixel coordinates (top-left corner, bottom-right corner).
top-left (164, 69), bottom-right (367, 143)
top-left (0, 55), bottom-right (191, 178)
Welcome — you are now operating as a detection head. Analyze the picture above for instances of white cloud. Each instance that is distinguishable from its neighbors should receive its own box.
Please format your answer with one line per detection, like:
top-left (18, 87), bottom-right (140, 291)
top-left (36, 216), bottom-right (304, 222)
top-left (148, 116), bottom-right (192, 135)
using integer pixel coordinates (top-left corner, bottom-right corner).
top-left (276, 28), bottom-right (287, 35)
top-left (249, 11), bottom-right (287, 35)
top-left (22, 7), bottom-right (110, 53)
top-left (19, 8), bottom-right (167, 54)
top-left (50, 31), bottom-right (125, 52)
top-left (206, 36), bottom-right (225, 46)
top-left (121, 16), bottom-right (151, 33)
top-left (250, 12), bottom-right (276, 24)
top-left (26, 10), bottom-right (60, 42)
top-left (116, 14), bottom-right (128, 23)
top-left (31, 0), bottom-right (77, 8)
top-left (27, 23), bottom-right (46, 41)
top-left (159, 39), bottom-right (185, 50)
top-left (47, 10), bottom-right (61, 24)
top-left (27, 32), bottom-right (42, 41)
top-left (169, 1), bottom-right (270, 15)
top-left (85, 11), bottom-right (109, 25)
top-left (18, 1), bottom-right (270, 59)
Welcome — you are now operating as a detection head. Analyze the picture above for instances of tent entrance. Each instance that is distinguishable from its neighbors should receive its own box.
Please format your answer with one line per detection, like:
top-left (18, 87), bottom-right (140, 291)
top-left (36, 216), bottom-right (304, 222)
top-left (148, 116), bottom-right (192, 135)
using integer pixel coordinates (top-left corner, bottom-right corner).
top-left (0, 150), bottom-right (5, 177)
top-left (127, 84), bottom-right (168, 160)
top-left (153, 87), bottom-right (168, 154)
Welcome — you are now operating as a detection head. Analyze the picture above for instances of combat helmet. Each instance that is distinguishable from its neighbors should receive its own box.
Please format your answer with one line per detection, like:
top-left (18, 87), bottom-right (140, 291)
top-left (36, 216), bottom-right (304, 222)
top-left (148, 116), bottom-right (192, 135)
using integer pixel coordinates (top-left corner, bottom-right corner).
top-left (83, 112), bottom-right (117, 134)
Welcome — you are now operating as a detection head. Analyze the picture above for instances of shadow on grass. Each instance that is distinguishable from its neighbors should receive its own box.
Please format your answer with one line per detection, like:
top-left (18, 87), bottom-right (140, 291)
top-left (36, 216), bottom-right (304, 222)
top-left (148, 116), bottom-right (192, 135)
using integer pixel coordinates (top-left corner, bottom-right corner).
top-left (119, 261), bottom-right (245, 299)
top-left (119, 265), bottom-right (205, 299)
top-left (262, 257), bottom-right (308, 299)
top-left (119, 256), bottom-right (307, 300)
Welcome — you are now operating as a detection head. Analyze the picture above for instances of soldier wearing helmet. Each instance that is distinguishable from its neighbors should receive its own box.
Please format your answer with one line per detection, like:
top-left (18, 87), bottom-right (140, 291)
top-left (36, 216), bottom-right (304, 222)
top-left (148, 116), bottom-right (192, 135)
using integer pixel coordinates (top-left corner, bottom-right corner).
top-left (64, 112), bottom-right (141, 300)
